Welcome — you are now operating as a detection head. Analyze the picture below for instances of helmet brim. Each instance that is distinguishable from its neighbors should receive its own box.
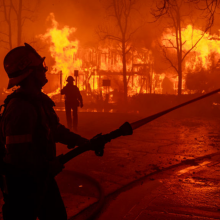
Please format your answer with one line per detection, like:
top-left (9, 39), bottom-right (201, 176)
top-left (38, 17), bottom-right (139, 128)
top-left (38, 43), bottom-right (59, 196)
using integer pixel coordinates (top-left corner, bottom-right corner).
top-left (7, 69), bottom-right (33, 89)
top-left (4, 43), bottom-right (46, 89)
top-left (7, 57), bottom-right (46, 89)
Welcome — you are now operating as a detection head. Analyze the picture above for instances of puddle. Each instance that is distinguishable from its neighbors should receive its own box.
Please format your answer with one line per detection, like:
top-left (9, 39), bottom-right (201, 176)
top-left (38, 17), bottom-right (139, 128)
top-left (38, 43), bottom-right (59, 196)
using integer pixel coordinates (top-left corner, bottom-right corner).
top-left (177, 161), bottom-right (211, 175)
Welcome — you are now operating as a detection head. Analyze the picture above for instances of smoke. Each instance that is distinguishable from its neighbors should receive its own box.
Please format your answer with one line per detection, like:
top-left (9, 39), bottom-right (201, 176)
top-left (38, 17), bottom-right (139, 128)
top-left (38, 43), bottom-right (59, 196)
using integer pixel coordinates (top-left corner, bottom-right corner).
top-left (1, 0), bottom-right (220, 92)
top-left (36, 0), bottom-right (104, 44)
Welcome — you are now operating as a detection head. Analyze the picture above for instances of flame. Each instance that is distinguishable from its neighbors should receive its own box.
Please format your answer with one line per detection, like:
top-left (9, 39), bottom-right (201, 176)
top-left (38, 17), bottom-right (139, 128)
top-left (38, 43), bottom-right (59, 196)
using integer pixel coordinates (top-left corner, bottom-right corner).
top-left (162, 25), bottom-right (220, 71)
top-left (39, 14), bottom-right (220, 100)
top-left (161, 25), bottom-right (220, 92)
top-left (38, 13), bottom-right (156, 100)
top-left (39, 13), bottom-right (82, 88)
top-left (47, 88), bottom-right (61, 98)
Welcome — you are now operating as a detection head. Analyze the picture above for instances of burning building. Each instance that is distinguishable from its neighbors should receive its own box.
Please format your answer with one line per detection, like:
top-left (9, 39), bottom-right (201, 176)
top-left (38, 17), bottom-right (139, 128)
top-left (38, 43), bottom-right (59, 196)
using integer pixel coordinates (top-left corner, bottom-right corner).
top-left (37, 13), bottom-right (220, 110)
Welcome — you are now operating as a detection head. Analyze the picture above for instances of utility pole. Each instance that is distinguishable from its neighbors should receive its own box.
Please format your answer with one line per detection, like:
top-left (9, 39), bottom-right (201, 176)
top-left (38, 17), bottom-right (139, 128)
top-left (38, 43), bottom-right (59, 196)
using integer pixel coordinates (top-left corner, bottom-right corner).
top-left (74, 70), bottom-right (79, 87)
top-left (60, 70), bottom-right (62, 102)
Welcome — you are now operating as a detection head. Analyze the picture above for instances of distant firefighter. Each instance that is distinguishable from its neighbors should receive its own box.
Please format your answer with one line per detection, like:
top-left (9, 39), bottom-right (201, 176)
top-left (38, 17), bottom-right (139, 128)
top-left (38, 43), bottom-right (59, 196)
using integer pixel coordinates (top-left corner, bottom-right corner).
top-left (61, 76), bottom-right (83, 131)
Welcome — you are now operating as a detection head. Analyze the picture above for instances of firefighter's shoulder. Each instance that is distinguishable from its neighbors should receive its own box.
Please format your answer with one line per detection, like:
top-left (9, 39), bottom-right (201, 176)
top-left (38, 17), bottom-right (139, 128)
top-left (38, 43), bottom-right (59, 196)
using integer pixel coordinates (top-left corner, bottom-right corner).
top-left (3, 93), bottom-right (38, 126)
top-left (40, 92), bottom-right (55, 107)
top-left (73, 85), bottom-right (80, 91)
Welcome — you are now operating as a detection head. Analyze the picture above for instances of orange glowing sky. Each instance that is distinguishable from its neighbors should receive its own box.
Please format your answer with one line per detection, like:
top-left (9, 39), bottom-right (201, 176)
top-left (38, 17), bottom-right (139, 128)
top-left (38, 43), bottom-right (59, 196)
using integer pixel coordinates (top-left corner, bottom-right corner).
top-left (1, 0), bottom-right (220, 93)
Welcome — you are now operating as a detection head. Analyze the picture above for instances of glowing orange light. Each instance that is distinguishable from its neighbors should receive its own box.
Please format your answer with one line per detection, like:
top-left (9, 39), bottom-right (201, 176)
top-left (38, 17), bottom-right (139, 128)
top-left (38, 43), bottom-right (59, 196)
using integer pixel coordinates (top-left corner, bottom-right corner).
top-left (39, 13), bottom-right (82, 89)
top-left (39, 14), bottom-right (220, 98)
top-left (161, 25), bottom-right (220, 93)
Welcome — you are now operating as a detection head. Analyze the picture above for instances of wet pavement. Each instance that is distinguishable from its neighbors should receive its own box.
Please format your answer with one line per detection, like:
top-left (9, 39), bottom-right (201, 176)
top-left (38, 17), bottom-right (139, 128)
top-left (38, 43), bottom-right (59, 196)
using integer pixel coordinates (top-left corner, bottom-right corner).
top-left (56, 112), bottom-right (220, 219)
top-left (0, 111), bottom-right (220, 219)
top-left (94, 153), bottom-right (220, 220)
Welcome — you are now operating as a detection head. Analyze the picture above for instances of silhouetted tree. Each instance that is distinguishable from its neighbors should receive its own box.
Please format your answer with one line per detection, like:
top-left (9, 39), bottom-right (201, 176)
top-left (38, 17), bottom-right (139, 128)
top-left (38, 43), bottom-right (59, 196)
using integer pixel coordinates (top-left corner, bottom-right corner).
top-left (96, 0), bottom-right (146, 103)
top-left (151, 0), bottom-right (218, 95)
top-left (0, 0), bottom-right (40, 49)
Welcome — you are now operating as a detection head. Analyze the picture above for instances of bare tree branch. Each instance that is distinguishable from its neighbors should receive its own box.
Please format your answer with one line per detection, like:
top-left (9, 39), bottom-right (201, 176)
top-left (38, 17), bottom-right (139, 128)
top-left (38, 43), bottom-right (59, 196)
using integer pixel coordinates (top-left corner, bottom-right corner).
top-left (182, 30), bottom-right (206, 61)
top-left (125, 21), bottom-right (146, 42)
top-left (161, 46), bottom-right (178, 73)
top-left (0, 0), bottom-right (40, 49)
top-left (0, 30), bottom-right (9, 36)
top-left (151, 0), bottom-right (218, 95)
top-left (96, 0), bottom-right (146, 101)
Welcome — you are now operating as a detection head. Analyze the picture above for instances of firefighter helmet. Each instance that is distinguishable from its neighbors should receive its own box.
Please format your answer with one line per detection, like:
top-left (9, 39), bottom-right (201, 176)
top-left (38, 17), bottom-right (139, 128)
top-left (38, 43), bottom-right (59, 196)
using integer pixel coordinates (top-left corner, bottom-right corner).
top-left (66, 76), bottom-right (75, 82)
top-left (4, 43), bottom-right (45, 89)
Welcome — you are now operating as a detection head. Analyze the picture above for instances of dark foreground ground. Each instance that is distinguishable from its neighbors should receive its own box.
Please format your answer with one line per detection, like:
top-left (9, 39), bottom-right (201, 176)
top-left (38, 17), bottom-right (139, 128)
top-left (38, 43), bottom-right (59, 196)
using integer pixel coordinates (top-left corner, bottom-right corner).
top-left (0, 109), bottom-right (220, 219)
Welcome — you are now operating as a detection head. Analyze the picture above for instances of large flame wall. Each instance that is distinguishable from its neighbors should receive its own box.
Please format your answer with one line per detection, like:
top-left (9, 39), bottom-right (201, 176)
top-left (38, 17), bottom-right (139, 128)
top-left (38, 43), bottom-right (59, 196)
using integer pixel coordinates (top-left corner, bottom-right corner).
top-left (39, 14), bottom-right (220, 100)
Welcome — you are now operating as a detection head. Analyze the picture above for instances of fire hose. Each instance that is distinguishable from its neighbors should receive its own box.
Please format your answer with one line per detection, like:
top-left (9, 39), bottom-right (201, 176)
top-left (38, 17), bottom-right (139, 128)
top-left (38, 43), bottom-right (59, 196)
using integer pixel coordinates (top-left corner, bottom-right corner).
top-left (59, 88), bottom-right (220, 163)
top-left (59, 88), bottom-right (220, 219)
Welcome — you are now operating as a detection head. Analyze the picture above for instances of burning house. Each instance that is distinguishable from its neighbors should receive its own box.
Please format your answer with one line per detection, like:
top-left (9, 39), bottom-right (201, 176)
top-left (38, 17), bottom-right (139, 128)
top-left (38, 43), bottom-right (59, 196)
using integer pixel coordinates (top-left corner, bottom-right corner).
top-left (35, 13), bottom-right (220, 112)
top-left (39, 14), bottom-right (164, 106)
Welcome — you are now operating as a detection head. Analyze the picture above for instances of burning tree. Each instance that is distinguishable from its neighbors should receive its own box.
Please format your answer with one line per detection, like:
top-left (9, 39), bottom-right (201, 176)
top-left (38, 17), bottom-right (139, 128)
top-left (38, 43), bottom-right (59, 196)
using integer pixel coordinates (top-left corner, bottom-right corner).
top-left (151, 0), bottom-right (219, 95)
top-left (0, 0), bottom-right (39, 49)
top-left (96, 0), bottom-right (146, 103)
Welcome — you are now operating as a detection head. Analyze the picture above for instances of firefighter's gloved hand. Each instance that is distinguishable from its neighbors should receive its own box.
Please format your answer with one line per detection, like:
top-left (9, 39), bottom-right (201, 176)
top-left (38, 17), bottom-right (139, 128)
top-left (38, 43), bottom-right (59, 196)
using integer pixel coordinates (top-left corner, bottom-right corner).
top-left (67, 136), bottom-right (89, 149)
top-left (76, 136), bottom-right (89, 147)
top-left (48, 157), bottom-right (64, 176)
top-left (90, 133), bottom-right (106, 156)
top-left (69, 136), bottom-right (89, 148)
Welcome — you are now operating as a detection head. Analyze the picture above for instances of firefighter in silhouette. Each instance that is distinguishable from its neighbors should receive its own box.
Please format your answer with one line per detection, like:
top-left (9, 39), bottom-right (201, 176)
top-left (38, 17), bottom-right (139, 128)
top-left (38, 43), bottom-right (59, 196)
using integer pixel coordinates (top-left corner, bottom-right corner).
top-left (0, 43), bottom-right (94, 220)
top-left (61, 76), bottom-right (83, 131)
